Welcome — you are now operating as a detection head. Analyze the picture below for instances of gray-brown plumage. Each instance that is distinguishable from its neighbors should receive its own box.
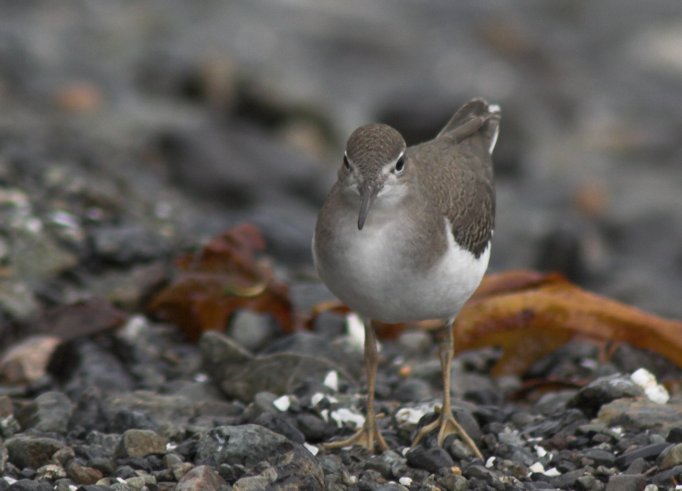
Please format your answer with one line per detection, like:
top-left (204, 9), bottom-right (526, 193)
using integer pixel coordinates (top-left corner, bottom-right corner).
top-left (312, 98), bottom-right (500, 456)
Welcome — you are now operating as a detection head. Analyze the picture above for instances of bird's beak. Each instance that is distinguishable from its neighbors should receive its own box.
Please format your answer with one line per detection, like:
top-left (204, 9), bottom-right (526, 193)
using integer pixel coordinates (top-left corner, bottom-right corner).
top-left (358, 185), bottom-right (378, 230)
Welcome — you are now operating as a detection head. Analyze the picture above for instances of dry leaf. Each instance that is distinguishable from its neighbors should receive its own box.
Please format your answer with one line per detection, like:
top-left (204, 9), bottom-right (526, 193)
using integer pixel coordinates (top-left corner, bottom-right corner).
top-left (455, 271), bottom-right (682, 375)
top-left (149, 223), bottom-right (295, 340)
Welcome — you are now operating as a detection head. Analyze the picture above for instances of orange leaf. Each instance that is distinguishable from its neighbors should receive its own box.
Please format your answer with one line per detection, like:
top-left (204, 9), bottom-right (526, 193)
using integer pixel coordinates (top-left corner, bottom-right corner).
top-left (455, 271), bottom-right (682, 375)
top-left (148, 224), bottom-right (295, 341)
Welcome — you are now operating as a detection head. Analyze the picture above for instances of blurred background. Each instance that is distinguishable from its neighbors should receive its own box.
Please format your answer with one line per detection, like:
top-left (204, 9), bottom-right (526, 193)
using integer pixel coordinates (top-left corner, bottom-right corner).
top-left (0, 0), bottom-right (681, 334)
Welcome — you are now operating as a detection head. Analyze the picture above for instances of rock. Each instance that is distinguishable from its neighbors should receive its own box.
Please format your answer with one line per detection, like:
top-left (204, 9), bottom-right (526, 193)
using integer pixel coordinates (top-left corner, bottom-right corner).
top-left (584, 448), bottom-right (616, 467)
top-left (233, 466), bottom-right (278, 491)
top-left (406, 446), bottom-right (454, 473)
top-left (615, 442), bottom-right (670, 469)
top-left (658, 443), bottom-right (682, 470)
top-left (114, 429), bottom-right (168, 459)
top-left (598, 399), bottom-right (682, 433)
top-left (90, 223), bottom-right (169, 265)
top-left (605, 473), bottom-right (645, 491)
top-left (668, 427), bottom-right (682, 443)
top-left (3, 480), bottom-right (53, 491)
top-left (104, 391), bottom-right (195, 437)
top-left (397, 330), bottom-right (432, 354)
top-left (65, 460), bottom-right (103, 485)
top-left (568, 374), bottom-right (644, 417)
top-left (251, 411), bottom-right (305, 444)
top-left (296, 412), bottom-right (334, 442)
top-left (0, 335), bottom-right (60, 385)
top-left (5, 435), bottom-right (64, 470)
top-left (17, 391), bottom-right (74, 434)
top-left (176, 465), bottom-right (226, 491)
top-left (392, 378), bottom-right (432, 403)
top-left (35, 464), bottom-right (66, 481)
top-left (228, 310), bottom-right (277, 352)
top-left (195, 424), bottom-right (324, 488)
top-left (200, 331), bottom-right (352, 402)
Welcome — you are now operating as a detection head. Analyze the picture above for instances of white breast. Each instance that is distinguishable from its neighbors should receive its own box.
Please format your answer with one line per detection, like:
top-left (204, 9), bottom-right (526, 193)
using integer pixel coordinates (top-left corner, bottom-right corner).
top-left (313, 215), bottom-right (490, 323)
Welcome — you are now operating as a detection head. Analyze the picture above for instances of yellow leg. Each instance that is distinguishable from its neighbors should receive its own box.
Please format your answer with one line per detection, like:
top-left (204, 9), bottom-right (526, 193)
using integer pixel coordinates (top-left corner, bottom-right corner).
top-left (324, 319), bottom-right (388, 453)
top-left (411, 321), bottom-right (484, 460)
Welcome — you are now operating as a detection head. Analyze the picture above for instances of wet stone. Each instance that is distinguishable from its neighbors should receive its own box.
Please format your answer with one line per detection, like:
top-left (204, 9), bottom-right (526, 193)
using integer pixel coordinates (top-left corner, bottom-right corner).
top-left (228, 310), bottom-right (277, 352)
top-left (4, 480), bottom-right (53, 491)
top-left (251, 411), bottom-right (305, 444)
top-left (65, 460), bottom-right (103, 485)
top-left (667, 427), bottom-right (682, 443)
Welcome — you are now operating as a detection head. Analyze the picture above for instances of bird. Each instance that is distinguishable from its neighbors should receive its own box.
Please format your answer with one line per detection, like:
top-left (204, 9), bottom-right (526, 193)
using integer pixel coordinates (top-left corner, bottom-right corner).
top-left (312, 98), bottom-right (500, 458)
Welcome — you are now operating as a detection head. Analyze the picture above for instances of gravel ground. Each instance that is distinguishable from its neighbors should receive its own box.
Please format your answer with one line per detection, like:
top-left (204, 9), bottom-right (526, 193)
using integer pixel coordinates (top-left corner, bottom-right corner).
top-left (0, 2), bottom-right (681, 490)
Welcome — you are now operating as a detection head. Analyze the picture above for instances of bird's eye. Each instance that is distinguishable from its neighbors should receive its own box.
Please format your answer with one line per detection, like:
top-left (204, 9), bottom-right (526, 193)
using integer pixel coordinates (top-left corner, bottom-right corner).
top-left (343, 155), bottom-right (351, 170)
top-left (394, 156), bottom-right (405, 173)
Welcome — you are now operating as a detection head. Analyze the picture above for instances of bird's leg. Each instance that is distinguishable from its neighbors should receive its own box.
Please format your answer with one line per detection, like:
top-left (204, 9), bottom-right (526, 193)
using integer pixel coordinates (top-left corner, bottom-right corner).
top-left (323, 318), bottom-right (388, 453)
top-left (411, 320), bottom-right (484, 460)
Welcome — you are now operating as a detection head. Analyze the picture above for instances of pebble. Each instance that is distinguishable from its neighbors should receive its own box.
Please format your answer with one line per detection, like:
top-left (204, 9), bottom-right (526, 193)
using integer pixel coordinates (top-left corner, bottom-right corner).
top-left (406, 446), bottom-right (454, 473)
top-left (568, 374), bottom-right (644, 417)
top-left (605, 473), bottom-right (645, 491)
top-left (5, 435), bottom-right (65, 470)
top-left (658, 443), bottom-right (682, 469)
top-left (176, 465), bottom-right (226, 491)
top-left (115, 429), bottom-right (168, 459)
top-left (16, 391), bottom-right (74, 435)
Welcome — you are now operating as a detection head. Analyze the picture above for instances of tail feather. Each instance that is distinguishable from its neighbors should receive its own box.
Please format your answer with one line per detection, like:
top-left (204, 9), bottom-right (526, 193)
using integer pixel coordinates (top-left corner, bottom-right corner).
top-left (438, 98), bottom-right (501, 153)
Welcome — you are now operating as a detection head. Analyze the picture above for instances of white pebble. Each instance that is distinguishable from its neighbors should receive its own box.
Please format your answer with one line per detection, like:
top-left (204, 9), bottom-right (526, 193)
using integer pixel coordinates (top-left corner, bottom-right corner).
top-left (324, 370), bottom-right (339, 391)
top-left (273, 395), bottom-right (291, 412)
top-left (330, 407), bottom-right (365, 429)
top-left (528, 462), bottom-right (545, 474)
top-left (485, 456), bottom-right (496, 468)
top-left (544, 467), bottom-right (561, 477)
top-left (399, 476), bottom-right (413, 486)
top-left (631, 368), bottom-right (670, 404)
top-left (534, 445), bottom-right (548, 458)
top-left (304, 442), bottom-right (319, 455)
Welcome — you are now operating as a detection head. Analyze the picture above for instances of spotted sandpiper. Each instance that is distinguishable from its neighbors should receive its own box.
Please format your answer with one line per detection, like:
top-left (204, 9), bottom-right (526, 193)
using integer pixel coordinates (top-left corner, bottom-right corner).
top-left (312, 99), bottom-right (500, 458)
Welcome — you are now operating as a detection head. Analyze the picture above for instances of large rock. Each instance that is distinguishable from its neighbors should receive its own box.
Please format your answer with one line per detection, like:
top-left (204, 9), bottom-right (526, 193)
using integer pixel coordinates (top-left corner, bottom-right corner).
top-left (5, 435), bottom-right (64, 470)
top-left (196, 424), bottom-right (324, 489)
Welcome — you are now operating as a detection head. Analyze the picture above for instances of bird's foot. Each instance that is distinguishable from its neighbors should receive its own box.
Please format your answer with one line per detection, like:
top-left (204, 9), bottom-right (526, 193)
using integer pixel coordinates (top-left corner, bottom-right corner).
top-left (323, 422), bottom-right (389, 453)
top-left (411, 406), bottom-right (483, 460)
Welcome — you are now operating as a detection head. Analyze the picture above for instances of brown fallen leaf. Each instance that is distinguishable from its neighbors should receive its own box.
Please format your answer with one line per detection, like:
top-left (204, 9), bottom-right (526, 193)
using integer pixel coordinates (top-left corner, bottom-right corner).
top-left (454, 270), bottom-right (682, 375)
top-left (148, 223), bottom-right (295, 340)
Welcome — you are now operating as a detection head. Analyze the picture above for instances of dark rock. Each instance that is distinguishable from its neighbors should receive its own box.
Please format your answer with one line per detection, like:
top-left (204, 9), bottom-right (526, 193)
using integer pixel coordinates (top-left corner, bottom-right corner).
top-left (624, 457), bottom-right (648, 475)
top-left (50, 339), bottom-right (135, 399)
top-left (615, 443), bottom-right (670, 469)
top-left (584, 448), bottom-right (616, 467)
top-left (550, 469), bottom-right (582, 489)
top-left (90, 223), bottom-right (169, 265)
top-left (5, 480), bottom-right (53, 491)
top-left (406, 446), bottom-right (454, 473)
top-left (652, 464), bottom-right (682, 486)
top-left (17, 391), bottom-right (74, 434)
top-left (668, 427), bottom-right (682, 443)
top-left (176, 465), bottom-right (227, 491)
top-left (604, 473), bottom-right (645, 491)
top-left (195, 424), bottom-right (324, 488)
top-left (251, 411), bottom-right (305, 444)
top-left (114, 429), bottom-right (168, 459)
top-left (201, 331), bottom-right (352, 402)
top-left (297, 412), bottom-right (334, 442)
top-left (5, 435), bottom-right (64, 470)
top-left (104, 391), bottom-right (195, 437)
top-left (568, 374), bottom-right (644, 417)
top-left (599, 399), bottom-right (682, 433)
top-left (392, 378), bottom-right (431, 403)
